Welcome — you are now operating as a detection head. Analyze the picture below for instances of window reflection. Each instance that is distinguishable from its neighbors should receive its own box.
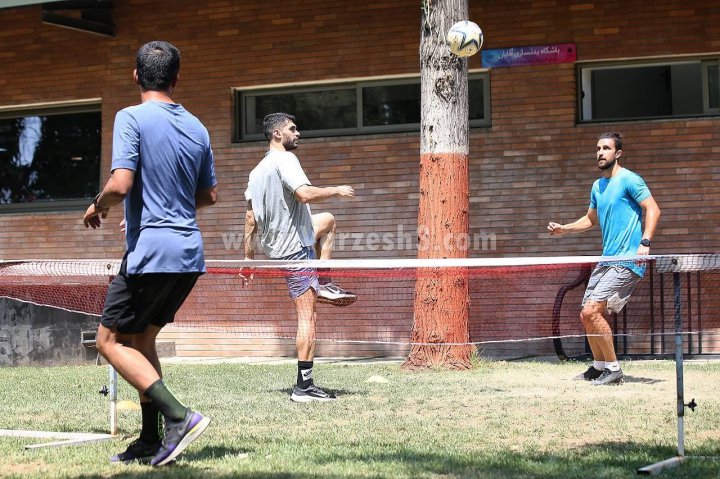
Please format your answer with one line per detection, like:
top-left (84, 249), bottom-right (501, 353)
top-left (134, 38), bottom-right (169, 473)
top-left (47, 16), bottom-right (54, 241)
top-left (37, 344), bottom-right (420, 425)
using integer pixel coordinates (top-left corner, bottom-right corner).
top-left (0, 111), bottom-right (101, 205)
top-left (363, 84), bottom-right (421, 126)
top-left (237, 74), bottom-right (490, 140)
top-left (249, 89), bottom-right (356, 135)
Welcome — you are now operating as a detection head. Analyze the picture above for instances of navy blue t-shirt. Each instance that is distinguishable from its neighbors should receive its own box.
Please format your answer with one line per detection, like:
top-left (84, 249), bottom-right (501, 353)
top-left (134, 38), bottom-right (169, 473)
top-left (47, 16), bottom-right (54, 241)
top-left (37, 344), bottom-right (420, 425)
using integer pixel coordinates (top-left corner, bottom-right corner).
top-left (111, 101), bottom-right (216, 274)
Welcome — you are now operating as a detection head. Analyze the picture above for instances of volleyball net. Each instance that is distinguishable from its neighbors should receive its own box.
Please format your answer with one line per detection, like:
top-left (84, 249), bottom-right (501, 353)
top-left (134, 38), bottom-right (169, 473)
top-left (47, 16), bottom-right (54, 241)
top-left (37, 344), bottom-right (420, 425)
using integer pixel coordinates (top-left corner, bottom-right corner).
top-left (1, 254), bottom-right (719, 360)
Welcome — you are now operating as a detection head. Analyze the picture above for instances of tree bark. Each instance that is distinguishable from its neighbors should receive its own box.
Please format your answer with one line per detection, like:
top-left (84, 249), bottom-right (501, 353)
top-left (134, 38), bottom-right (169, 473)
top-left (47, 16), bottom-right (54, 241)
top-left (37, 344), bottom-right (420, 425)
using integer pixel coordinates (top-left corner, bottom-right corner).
top-left (403, 0), bottom-right (472, 370)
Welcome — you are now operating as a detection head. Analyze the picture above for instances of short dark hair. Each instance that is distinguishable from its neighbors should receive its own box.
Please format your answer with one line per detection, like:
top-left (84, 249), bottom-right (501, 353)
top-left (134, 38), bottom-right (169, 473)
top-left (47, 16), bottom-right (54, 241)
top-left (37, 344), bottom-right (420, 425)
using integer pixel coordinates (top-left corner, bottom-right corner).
top-left (136, 41), bottom-right (181, 91)
top-left (598, 131), bottom-right (623, 151)
top-left (262, 112), bottom-right (295, 141)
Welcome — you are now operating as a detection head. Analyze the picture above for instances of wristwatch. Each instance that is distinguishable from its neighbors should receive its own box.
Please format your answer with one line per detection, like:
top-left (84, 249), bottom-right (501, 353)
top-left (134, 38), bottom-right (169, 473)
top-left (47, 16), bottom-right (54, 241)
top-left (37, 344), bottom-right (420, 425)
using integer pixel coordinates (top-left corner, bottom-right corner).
top-left (640, 239), bottom-right (651, 247)
top-left (92, 193), bottom-right (102, 209)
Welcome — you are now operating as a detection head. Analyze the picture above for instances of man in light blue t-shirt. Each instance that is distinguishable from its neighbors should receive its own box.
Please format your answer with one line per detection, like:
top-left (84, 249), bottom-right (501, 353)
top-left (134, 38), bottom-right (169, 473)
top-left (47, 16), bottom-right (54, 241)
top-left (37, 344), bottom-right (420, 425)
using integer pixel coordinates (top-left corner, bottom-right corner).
top-left (82, 41), bottom-right (216, 465)
top-left (547, 131), bottom-right (660, 386)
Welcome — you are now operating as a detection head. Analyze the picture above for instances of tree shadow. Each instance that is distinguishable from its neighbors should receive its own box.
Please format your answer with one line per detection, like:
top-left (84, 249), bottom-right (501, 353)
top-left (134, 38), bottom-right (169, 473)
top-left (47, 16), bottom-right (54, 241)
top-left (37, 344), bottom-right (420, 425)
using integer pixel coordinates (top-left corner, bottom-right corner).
top-left (306, 440), bottom-right (719, 479)
top-left (25, 439), bottom-right (720, 479)
top-left (265, 387), bottom-right (364, 398)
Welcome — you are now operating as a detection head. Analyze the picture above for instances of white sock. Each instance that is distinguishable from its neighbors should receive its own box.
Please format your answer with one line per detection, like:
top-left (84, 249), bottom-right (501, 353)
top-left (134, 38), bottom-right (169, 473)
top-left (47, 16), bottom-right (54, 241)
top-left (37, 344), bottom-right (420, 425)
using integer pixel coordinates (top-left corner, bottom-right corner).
top-left (605, 361), bottom-right (620, 371)
top-left (593, 360), bottom-right (605, 371)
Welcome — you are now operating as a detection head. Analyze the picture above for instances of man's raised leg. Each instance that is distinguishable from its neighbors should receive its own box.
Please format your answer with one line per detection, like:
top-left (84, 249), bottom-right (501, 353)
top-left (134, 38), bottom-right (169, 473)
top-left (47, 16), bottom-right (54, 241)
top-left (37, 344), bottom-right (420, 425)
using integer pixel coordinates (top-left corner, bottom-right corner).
top-left (312, 212), bottom-right (357, 307)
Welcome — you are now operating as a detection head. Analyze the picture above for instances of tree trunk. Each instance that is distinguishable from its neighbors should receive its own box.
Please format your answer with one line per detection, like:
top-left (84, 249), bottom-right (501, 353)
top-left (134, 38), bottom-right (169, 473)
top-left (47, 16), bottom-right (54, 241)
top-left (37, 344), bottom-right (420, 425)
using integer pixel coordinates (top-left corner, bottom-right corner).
top-left (403, 0), bottom-right (472, 370)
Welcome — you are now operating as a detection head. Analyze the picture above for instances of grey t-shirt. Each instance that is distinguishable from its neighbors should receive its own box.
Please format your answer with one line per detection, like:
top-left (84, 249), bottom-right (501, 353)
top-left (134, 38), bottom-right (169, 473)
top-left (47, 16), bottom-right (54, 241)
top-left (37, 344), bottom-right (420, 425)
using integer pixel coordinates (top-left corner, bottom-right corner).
top-left (245, 150), bottom-right (315, 258)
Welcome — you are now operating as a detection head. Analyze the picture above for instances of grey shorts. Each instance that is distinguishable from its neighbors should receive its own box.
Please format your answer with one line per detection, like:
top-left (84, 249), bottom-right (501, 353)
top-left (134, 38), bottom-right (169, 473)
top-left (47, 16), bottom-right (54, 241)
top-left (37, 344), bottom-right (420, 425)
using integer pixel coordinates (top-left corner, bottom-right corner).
top-left (582, 265), bottom-right (642, 314)
top-left (280, 246), bottom-right (319, 300)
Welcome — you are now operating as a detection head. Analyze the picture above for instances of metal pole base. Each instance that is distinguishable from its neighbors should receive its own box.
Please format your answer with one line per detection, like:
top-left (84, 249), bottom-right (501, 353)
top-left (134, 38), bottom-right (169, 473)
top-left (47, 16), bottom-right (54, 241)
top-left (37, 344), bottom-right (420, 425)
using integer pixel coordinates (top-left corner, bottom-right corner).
top-left (637, 456), bottom-right (686, 475)
top-left (0, 429), bottom-right (116, 449)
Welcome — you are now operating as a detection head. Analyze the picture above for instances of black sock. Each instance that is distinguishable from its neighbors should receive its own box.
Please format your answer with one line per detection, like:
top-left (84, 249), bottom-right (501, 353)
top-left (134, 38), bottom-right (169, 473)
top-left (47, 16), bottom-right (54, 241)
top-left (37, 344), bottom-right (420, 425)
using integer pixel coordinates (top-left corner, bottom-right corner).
top-left (144, 379), bottom-right (187, 422)
top-left (318, 268), bottom-right (331, 285)
top-left (139, 401), bottom-right (162, 443)
top-left (297, 360), bottom-right (314, 388)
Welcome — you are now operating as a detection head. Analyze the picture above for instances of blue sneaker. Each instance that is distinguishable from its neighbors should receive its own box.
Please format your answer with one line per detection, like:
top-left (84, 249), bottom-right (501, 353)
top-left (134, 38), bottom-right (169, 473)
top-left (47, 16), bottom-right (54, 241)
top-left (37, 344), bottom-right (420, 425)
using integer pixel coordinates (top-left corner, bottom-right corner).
top-left (150, 409), bottom-right (210, 466)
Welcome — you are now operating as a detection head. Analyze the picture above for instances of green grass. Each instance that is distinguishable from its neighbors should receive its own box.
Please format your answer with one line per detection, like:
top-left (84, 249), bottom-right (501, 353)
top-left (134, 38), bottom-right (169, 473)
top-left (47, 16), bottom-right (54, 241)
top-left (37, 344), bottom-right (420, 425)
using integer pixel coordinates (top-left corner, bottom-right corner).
top-left (1, 359), bottom-right (719, 478)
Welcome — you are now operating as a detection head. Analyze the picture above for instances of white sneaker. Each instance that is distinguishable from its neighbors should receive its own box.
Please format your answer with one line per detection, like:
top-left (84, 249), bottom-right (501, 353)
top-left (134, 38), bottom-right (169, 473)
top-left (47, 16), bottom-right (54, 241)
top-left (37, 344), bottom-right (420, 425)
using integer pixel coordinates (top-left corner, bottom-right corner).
top-left (317, 282), bottom-right (357, 306)
top-left (291, 384), bottom-right (337, 402)
top-left (592, 368), bottom-right (624, 386)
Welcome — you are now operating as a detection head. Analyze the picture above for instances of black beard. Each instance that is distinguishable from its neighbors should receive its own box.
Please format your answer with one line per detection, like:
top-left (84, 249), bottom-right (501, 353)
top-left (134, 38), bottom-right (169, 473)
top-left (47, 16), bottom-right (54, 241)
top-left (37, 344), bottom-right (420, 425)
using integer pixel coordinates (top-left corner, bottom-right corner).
top-left (598, 158), bottom-right (616, 171)
top-left (283, 141), bottom-right (298, 151)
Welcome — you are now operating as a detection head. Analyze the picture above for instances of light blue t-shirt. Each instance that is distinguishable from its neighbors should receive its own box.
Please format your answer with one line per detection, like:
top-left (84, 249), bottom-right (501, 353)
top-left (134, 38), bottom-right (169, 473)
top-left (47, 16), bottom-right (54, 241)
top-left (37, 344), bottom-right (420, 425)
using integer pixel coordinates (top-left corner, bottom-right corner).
top-left (589, 168), bottom-right (651, 277)
top-left (111, 101), bottom-right (217, 274)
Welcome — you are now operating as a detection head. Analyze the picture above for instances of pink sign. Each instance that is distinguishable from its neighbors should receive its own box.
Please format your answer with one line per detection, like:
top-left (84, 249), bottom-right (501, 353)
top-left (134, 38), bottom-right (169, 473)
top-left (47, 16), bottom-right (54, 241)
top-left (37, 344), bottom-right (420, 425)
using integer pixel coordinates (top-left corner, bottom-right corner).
top-left (481, 43), bottom-right (576, 68)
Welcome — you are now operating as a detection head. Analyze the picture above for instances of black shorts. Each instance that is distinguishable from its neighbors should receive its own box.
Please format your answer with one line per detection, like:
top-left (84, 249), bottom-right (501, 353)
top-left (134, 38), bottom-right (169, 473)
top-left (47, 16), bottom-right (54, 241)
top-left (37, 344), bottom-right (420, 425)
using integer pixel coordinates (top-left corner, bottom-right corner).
top-left (100, 257), bottom-right (201, 334)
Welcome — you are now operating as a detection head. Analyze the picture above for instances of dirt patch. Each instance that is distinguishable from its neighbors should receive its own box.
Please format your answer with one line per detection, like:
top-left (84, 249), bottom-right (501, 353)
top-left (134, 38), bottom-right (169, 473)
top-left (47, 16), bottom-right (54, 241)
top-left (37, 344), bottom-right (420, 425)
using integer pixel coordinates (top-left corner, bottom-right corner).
top-left (5, 460), bottom-right (47, 475)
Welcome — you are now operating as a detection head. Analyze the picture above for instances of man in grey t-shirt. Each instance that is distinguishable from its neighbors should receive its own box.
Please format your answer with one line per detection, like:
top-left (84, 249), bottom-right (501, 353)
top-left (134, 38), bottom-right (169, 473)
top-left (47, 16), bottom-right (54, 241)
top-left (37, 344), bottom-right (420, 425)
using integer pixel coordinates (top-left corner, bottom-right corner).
top-left (243, 112), bottom-right (355, 402)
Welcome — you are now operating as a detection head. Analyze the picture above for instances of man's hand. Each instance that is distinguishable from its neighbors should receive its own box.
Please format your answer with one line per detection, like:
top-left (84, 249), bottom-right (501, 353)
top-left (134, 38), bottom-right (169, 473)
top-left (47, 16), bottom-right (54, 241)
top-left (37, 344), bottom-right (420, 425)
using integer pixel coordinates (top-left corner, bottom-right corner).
top-left (83, 203), bottom-right (109, 229)
top-left (635, 244), bottom-right (651, 267)
top-left (336, 185), bottom-right (355, 198)
top-left (547, 222), bottom-right (566, 236)
top-left (120, 218), bottom-right (126, 232)
top-left (239, 259), bottom-right (255, 288)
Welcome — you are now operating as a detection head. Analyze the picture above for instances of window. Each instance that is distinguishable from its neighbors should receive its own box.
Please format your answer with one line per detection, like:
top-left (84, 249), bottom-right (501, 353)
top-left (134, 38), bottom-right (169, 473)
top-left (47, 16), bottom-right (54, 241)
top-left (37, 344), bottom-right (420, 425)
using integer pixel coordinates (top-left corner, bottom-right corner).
top-left (0, 102), bottom-right (101, 213)
top-left (578, 57), bottom-right (720, 122)
top-left (235, 73), bottom-right (490, 141)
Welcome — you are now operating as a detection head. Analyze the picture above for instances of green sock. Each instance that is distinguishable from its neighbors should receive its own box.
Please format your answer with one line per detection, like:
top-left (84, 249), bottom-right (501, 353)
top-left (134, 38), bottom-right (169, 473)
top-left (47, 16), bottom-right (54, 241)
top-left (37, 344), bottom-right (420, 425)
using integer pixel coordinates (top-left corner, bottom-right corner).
top-left (143, 379), bottom-right (187, 422)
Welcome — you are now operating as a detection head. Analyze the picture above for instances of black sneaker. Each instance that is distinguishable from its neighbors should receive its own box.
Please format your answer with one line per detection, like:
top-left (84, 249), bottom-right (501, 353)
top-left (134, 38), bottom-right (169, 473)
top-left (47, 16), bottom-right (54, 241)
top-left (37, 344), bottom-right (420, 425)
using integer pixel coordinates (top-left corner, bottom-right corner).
top-left (109, 437), bottom-right (160, 464)
top-left (573, 366), bottom-right (604, 381)
top-left (317, 282), bottom-right (357, 307)
top-left (290, 384), bottom-right (337, 403)
top-left (150, 408), bottom-right (211, 466)
top-left (592, 368), bottom-right (624, 386)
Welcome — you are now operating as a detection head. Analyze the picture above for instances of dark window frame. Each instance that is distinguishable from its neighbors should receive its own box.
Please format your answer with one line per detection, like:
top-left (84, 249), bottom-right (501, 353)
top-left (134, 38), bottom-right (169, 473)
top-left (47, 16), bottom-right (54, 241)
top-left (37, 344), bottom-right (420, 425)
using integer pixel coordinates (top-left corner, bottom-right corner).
top-left (577, 56), bottom-right (720, 123)
top-left (233, 72), bottom-right (491, 142)
top-left (0, 100), bottom-right (102, 214)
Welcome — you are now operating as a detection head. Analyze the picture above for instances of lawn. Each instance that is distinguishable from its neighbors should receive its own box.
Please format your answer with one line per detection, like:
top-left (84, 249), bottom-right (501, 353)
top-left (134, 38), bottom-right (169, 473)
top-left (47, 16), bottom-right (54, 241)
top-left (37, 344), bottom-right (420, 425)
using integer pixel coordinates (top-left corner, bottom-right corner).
top-left (0, 359), bottom-right (719, 478)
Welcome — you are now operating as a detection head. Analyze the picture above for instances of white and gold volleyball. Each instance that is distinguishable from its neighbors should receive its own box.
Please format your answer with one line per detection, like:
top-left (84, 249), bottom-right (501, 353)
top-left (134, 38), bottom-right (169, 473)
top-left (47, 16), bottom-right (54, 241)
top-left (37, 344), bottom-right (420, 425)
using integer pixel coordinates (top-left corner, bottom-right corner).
top-left (447, 21), bottom-right (483, 57)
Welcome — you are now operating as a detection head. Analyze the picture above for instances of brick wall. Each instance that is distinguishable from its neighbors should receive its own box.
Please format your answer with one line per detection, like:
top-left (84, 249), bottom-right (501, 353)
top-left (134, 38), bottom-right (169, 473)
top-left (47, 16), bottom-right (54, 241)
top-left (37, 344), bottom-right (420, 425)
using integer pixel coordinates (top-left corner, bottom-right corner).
top-left (1, 0), bottom-right (719, 358)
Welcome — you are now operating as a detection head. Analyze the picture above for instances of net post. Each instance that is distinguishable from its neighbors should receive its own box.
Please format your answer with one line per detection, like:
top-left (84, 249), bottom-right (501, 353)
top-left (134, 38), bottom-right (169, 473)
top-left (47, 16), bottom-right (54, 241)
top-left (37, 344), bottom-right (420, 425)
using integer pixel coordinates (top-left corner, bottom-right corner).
top-left (673, 271), bottom-right (685, 458)
top-left (637, 260), bottom-right (688, 475)
top-left (6, 365), bottom-right (117, 448)
top-left (108, 365), bottom-right (118, 436)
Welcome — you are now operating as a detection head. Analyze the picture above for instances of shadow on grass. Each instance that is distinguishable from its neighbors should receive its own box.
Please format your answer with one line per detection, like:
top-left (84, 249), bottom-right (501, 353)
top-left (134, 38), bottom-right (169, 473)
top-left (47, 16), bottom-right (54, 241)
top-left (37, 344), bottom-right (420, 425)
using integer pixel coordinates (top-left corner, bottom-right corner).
top-left (265, 387), bottom-right (364, 398)
top-left (623, 375), bottom-right (665, 385)
top-left (28, 440), bottom-right (720, 479)
top-left (306, 440), bottom-right (720, 479)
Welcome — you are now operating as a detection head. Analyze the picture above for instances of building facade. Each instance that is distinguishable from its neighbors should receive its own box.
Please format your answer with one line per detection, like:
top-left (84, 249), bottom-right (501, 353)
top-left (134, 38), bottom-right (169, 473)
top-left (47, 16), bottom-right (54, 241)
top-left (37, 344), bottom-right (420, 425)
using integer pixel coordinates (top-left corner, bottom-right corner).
top-left (1, 0), bottom-right (719, 359)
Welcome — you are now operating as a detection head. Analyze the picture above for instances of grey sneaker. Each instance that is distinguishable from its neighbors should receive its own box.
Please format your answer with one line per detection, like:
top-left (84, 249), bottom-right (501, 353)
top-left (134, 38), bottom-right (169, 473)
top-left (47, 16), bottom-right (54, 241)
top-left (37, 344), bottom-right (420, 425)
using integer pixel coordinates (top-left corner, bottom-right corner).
top-left (291, 384), bottom-right (337, 403)
top-left (150, 409), bottom-right (210, 466)
top-left (317, 282), bottom-right (357, 307)
top-left (592, 368), bottom-right (624, 386)
top-left (573, 366), bottom-right (604, 381)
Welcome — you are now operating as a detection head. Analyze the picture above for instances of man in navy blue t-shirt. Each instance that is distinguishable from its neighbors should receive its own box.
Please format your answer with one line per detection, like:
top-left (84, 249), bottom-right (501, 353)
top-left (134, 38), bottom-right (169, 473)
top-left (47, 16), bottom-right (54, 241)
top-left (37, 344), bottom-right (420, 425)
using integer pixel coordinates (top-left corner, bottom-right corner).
top-left (83, 41), bottom-right (217, 466)
top-left (547, 131), bottom-right (660, 386)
